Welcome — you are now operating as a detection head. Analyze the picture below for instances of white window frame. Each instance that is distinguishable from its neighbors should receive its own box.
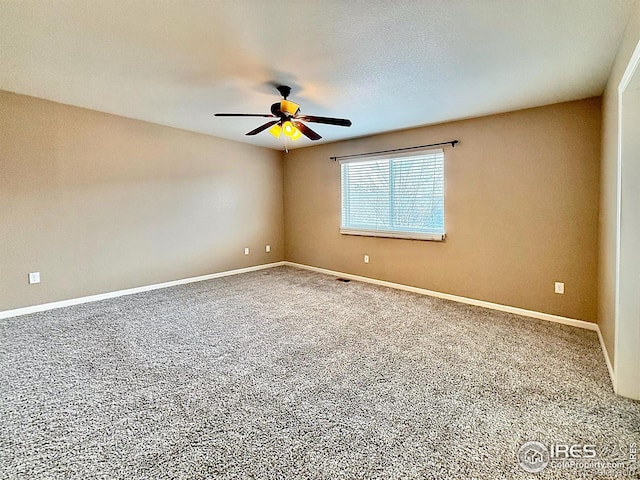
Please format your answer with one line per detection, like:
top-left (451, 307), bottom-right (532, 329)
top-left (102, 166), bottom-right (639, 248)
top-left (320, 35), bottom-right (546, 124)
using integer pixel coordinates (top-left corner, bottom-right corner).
top-left (339, 148), bottom-right (446, 241)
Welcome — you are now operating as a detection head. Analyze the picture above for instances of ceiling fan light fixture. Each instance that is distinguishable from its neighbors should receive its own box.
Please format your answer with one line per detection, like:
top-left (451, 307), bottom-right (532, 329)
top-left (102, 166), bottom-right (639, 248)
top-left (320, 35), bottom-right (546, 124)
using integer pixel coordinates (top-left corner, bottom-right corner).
top-left (282, 121), bottom-right (296, 137)
top-left (290, 128), bottom-right (302, 140)
top-left (268, 123), bottom-right (282, 138)
top-left (280, 100), bottom-right (300, 116)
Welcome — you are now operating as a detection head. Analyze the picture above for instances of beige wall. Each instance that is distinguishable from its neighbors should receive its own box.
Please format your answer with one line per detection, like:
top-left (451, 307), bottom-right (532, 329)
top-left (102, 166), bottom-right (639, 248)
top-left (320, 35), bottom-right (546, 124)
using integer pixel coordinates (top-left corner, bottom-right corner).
top-left (0, 90), bottom-right (604, 326)
top-left (599, 1), bottom-right (640, 367)
top-left (284, 98), bottom-right (601, 322)
top-left (0, 90), bottom-right (284, 312)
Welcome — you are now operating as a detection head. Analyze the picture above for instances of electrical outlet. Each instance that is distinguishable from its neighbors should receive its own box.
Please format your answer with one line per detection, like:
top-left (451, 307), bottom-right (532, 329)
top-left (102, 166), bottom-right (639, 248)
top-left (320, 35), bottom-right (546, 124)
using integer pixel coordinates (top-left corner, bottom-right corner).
top-left (266, 245), bottom-right (271, 253)
top-left (28, 272), bottom-right (41, 284)
top-left (555, 282), bottom-right (565, 294)
top-left (364, 254), bottom-right (370, 264)
top-left (244, 247), bottom-right (250, 255)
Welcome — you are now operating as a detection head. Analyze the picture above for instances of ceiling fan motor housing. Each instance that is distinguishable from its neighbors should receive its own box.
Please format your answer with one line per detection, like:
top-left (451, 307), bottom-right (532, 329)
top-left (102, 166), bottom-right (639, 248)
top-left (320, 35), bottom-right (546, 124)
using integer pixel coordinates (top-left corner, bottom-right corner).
top-left (271, 100), bottom-right (300, 118)
top-left (270, 102), bottom-right (282, 116)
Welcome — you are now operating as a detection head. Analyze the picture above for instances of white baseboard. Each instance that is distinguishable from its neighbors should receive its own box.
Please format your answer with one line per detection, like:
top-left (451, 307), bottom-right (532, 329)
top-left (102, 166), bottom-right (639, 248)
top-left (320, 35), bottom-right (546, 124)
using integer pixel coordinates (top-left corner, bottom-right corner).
top-left (0, 261), bottom-right (286, 320)
top-left (283, 261), bottom-right (598, 331)
top-left (596, 326), bottom-right (616, 390)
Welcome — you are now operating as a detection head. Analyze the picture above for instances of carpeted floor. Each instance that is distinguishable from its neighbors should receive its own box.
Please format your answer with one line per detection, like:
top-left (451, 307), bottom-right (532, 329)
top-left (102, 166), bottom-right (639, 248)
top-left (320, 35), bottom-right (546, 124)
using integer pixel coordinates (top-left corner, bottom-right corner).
top-left (0, 266), bottom-right (638, 479)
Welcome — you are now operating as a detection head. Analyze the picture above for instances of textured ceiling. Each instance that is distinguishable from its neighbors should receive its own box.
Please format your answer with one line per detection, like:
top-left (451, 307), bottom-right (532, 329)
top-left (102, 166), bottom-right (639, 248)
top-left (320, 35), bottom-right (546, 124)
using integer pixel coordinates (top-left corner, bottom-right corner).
top-left (0, 0), bottom-right (634, 150)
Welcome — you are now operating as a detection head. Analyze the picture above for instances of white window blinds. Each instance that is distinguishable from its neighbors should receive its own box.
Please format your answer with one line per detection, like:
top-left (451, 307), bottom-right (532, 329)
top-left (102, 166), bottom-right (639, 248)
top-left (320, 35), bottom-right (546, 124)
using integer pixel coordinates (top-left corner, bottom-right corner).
top-left (340, 148), bottom-right (445, 241)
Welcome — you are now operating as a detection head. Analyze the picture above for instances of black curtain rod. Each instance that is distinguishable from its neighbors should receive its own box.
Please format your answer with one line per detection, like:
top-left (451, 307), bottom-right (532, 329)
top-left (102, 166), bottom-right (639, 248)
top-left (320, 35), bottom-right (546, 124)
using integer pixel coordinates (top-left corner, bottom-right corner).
top-left (330, 140), bottom-right (459, 161)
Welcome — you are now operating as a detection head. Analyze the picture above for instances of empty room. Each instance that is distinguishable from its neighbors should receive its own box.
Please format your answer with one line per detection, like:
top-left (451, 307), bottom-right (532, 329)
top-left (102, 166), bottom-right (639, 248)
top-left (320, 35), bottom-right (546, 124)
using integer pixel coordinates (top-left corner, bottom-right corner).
top-left (1, 1), bottom-right (640, 478)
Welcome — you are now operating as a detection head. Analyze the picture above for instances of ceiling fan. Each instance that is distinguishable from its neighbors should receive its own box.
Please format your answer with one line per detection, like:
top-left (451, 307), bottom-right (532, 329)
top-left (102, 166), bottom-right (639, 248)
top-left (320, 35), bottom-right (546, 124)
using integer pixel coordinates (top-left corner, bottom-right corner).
top-left (215, 85), bottom-right (352, 142)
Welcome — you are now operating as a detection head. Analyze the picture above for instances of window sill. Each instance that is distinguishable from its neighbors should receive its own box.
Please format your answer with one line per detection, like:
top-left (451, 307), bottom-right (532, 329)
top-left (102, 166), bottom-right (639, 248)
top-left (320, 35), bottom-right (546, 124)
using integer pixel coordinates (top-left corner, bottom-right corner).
top-left (339, 228), bottom-right (446, 242)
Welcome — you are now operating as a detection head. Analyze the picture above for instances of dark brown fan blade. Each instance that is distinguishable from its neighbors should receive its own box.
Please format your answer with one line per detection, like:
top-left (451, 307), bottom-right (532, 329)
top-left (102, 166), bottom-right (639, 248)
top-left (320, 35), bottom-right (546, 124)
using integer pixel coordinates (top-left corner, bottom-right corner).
top-left (296, 115), bottom-right (351, 127)
top-left (215, 113), bottom-right (276, 118)
top-left (293, 121), bottom-right (322, 141)
top-left (246, 120), bottom-right (279, 136)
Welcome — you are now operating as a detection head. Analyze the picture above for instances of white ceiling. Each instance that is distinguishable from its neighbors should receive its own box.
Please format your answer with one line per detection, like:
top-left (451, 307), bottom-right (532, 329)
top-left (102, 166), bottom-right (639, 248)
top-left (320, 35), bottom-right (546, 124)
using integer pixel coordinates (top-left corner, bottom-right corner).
top-left (0, 1), bottom-right (634, 150)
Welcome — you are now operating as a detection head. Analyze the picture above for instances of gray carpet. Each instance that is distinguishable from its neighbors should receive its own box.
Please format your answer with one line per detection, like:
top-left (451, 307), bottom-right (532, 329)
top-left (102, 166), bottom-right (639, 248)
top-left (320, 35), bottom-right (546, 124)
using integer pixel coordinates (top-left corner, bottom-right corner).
top-left (0, 266), bottom-right (638, 479)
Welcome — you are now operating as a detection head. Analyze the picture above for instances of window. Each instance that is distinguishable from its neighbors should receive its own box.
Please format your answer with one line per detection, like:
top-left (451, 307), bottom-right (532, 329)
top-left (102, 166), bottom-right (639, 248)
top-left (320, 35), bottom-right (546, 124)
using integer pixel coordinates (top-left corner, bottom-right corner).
top-left (340, 148), bottom-right (445, 241)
